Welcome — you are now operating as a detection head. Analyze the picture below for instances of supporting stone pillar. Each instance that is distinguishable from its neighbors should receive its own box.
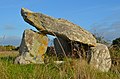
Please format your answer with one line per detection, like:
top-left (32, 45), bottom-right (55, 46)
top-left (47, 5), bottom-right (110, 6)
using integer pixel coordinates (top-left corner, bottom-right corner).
top-left (89, 43), bottom-right (111, 72)
top-left (15, 29), bottom-right (48, 64)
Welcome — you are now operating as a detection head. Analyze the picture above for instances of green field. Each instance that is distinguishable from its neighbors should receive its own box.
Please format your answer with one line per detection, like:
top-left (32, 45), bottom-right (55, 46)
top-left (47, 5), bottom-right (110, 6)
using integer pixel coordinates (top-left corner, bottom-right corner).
top-left (0, 51), bottom-right (120, 79)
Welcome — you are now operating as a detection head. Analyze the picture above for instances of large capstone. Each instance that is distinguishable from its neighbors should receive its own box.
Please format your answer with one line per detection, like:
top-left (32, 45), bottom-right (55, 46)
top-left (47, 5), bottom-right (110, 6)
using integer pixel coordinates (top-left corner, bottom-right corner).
top-left (14, 29), bottom-right (48, 64)
top-left (89, 43), bottom-right (111, 72)
top-left (21, 8), bottom-right (96, 46)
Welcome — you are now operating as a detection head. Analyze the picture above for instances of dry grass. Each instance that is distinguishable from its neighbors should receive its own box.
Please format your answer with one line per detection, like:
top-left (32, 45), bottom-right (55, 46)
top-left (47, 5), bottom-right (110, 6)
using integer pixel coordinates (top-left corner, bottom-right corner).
top-left (0, 51), bottom-right (19, 57)
top-left (0, 51), bottom-right (120, 79)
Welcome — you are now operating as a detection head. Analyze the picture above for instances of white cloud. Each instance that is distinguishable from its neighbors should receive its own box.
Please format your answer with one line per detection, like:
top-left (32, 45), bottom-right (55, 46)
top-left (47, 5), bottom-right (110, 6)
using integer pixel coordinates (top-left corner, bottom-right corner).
top-left (2, 24), bottom-right (16, 31)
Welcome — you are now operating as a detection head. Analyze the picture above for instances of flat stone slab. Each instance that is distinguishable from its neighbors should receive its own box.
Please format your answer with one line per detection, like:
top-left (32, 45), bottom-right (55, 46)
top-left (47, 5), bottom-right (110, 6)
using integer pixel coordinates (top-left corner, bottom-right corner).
top-left (21, 8), bottom-right (96, 46)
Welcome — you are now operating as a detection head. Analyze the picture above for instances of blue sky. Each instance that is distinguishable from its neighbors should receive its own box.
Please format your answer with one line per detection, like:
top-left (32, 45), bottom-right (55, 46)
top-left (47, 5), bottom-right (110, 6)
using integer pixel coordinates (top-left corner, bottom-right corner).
top-left (0, 0), bottom-right (120, 46)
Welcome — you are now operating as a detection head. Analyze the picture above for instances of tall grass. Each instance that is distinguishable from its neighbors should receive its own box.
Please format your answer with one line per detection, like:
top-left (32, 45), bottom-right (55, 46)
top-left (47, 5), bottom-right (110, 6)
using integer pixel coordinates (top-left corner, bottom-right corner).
top-left (109, 45), bottom-right (120, 74)
top-left (0, 51), bottom-right (120, 79)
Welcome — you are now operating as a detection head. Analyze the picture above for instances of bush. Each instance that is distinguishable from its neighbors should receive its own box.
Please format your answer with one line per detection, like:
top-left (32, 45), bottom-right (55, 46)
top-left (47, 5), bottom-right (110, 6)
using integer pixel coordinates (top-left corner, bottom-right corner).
top-left (93, 33), bottom-right (110, 45)
top-left (112, 37), bottom-right (120, 48)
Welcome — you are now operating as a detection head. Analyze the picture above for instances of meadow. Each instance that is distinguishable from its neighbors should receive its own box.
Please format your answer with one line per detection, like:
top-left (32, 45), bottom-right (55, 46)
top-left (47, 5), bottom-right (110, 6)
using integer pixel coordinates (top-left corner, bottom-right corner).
top-left (0, 51), bottom-right (120, 79)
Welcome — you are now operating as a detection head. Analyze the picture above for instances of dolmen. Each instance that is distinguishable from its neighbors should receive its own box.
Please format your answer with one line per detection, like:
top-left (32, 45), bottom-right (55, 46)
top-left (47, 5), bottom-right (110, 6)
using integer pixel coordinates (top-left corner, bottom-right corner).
top-left (15, 8), bottom-right (111, 72)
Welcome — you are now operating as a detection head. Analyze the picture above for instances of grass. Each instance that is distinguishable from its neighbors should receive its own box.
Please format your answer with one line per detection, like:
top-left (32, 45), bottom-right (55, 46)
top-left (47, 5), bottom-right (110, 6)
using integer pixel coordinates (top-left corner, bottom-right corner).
top-left (109, 46), bottom-right (120, 74)
top-left (0, 51), bottom-right (120, 79)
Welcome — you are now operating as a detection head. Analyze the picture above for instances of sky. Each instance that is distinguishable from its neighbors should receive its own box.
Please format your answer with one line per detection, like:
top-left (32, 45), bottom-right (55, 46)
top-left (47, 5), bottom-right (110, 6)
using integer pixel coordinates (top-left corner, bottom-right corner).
top-left (0, 0), bottom-right (120, 46)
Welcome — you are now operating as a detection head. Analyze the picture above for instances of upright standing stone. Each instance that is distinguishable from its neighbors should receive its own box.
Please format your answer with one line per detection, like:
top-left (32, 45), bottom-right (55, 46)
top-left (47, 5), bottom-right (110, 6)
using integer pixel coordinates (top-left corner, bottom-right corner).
top-left (15, 29), bottom-right (48, 64)
top-left (89, 43), bottom-right (111, 72)
top-left (54, 37), bottom-right (71, 59)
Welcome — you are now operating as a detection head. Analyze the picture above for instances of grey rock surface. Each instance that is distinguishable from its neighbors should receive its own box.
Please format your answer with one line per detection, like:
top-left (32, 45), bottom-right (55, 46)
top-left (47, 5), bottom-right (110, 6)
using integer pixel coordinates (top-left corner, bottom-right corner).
top-left (21, 8), bottom-right (96, 46)
top-left (89, 43), bottom-right (111, 72)
top-left (15, 29), bottom-right (48, 64)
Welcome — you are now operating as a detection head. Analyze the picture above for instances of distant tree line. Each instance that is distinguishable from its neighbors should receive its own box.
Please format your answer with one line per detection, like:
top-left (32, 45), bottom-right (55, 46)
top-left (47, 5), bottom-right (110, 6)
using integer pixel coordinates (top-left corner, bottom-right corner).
top-left (0, 45), bottom-right (19, 51)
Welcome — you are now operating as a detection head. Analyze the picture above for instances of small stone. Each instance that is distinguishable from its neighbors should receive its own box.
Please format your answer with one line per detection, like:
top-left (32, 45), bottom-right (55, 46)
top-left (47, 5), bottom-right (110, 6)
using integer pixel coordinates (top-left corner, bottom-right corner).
top-left (15, 29), bottom-right (48, 64)
top-left (14, 56), bottom-right (30, 64)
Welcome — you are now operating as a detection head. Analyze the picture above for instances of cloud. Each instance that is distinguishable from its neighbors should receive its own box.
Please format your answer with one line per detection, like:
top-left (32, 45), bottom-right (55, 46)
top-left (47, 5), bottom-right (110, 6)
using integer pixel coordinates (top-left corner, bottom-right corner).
top-left (3, 25), bottom-right (16, 31)
top-left (91, 20), bottom-right (120, 42)
top-left (0, 36), bottom-right (21, 46)
top-left (90, 6), bottom-right (120, 42)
